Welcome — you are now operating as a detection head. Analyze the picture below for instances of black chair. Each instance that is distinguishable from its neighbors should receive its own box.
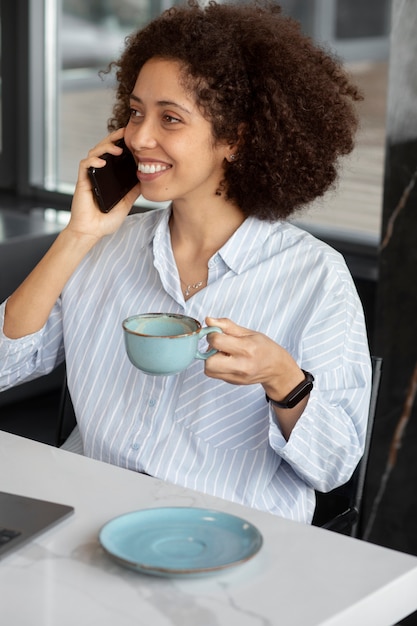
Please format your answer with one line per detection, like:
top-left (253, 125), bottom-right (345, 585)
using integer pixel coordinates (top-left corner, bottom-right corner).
top-left (312, 356), bottom-right (383, 538)
top-left (55, 370), bottom-right (76, 447)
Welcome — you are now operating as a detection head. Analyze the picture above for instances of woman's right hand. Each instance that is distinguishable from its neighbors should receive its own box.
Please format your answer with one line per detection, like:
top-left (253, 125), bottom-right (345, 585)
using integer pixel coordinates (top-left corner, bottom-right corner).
top-left (66, 128), bottom-right (141, 243)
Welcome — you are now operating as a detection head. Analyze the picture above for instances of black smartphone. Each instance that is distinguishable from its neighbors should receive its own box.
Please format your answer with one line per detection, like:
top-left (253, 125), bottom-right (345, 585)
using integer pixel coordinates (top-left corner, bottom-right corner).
top-left (88, 139), bottom-right (138, 213)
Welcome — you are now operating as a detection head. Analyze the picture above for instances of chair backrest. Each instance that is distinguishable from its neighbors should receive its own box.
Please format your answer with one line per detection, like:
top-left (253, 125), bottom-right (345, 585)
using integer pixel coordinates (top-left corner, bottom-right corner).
top-left (55, 370), bottom-right (77, 447)
top-left (311, 356), bottom-right (383, 537)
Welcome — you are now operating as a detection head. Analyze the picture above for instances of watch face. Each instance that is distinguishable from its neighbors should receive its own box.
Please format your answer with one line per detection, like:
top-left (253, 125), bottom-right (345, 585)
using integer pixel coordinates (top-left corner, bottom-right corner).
top-left (286, 380), bottom-right (314, 408)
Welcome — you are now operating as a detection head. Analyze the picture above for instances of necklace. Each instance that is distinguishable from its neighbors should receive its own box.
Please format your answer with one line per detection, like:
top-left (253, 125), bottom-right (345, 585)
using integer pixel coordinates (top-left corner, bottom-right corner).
top-left (180, 277), bottom-right (205, 297)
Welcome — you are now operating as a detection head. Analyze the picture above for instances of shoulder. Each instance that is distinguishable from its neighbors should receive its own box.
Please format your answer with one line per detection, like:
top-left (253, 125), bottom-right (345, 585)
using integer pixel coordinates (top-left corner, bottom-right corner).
top-left (265, 222), bottom-right (358, 307)
top-left (64, 208), bottom-right (168, 291)
top-left (278, 222), bottom-right (351, 273)
top-left (91, 207), bottom-right (168, 257)
top-left (257, 220), bottom-right (349, 270)
top-left (232, 218), bottom-right (351, 284)
top-left (110, 207), bottom-right (167, 244)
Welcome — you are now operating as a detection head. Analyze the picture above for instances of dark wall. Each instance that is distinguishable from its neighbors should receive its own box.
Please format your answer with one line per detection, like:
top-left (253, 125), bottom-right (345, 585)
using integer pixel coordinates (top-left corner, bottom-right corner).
top-left (363, 1), bottom-right (417, 568)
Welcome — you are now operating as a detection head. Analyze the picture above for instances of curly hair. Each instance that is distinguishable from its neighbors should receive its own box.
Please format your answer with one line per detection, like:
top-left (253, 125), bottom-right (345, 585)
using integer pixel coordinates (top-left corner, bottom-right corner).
top-left (107, 0), bottom-right (362, 221)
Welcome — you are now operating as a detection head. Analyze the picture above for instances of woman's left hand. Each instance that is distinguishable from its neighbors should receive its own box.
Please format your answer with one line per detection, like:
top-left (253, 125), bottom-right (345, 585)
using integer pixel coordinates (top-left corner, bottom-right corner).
top-left (205, 317), bottom-right (308, 438)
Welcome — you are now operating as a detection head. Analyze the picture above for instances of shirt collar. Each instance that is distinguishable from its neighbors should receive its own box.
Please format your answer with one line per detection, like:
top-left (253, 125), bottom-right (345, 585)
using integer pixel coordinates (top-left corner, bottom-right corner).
top-left (217, 217), bottom-right (282, 274)
top-left (151, 207), bottom-right (283, 275)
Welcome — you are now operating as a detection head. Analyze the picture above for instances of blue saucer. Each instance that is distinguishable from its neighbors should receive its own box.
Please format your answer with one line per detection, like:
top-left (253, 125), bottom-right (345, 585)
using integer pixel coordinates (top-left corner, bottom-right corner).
top-left (99, 506), bottom-right (263, 577)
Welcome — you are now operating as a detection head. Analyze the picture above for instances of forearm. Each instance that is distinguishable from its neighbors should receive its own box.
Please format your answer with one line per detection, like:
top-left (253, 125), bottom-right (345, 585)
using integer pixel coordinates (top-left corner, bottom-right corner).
top-left (262, 363), bottom-right (309, 440)
top-left (3, 228), bottom-right (98, 339)
top-left (0, 300), bottom-right (65, 392)
top-left (268, 395), bottom-right (309, 441)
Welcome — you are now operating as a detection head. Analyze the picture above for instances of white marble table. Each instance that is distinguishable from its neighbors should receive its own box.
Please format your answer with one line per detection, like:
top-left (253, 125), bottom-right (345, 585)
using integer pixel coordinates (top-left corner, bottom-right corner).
top-left (1, 430), bottom-right (417, 626)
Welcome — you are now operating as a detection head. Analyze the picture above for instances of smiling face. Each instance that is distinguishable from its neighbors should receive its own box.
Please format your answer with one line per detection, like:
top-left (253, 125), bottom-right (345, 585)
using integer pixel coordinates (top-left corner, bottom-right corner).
top-left (124, 57), bottom-right (234, 208)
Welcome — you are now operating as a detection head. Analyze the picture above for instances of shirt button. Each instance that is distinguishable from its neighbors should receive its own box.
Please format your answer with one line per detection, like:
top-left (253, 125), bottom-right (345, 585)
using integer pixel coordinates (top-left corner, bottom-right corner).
top-left (131, 443), bottom-right (139, 450)
top-left (149, 399), bottom-right (156, 407)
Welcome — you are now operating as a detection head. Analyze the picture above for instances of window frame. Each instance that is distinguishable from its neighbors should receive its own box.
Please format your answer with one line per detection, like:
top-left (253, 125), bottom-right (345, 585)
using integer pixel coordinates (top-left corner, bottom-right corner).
top-left (0, 0), bottom-right (28, 191)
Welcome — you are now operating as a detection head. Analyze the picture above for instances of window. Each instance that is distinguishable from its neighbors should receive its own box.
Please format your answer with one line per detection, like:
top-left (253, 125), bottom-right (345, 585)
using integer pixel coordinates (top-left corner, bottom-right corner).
top-left (1, 0), bottom-right (391, 246)
top-left (288, 0), bottom-right (391, 245)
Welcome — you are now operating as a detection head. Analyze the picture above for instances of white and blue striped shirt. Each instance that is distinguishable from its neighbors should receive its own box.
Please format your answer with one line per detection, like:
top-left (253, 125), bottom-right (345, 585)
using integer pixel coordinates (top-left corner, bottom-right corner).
top-left (0, 208), bottom-right (371, 522)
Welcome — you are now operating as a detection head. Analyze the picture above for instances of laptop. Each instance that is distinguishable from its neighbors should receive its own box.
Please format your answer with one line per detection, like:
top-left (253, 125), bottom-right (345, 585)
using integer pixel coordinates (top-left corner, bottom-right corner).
top-left (0, 491), bottom-right (74, 559)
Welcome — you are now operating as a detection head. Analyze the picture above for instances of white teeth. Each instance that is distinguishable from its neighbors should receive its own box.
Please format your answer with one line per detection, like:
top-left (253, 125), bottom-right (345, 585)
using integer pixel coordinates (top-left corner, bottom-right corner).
top-left (138, 163), bottom-right (170, 174)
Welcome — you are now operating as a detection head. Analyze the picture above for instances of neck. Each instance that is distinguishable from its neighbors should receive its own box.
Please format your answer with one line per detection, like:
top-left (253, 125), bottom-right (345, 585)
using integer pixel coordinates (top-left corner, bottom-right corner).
top-left (169, 198), bottom-right (245, 300)
top-left (169, 198), bottom-right (245, 259)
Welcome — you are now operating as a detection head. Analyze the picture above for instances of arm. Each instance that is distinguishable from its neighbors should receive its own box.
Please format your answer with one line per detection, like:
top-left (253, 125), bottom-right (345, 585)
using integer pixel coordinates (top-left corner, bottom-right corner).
top-left (3, 129), bottom-right (141, 339)
top-left (205, 297), bottom-right (371, 492)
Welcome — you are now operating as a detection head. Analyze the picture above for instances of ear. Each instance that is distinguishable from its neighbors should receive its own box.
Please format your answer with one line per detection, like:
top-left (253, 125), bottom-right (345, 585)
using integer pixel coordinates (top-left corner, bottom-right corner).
top-left (225, 122), bottom-right (245, 162)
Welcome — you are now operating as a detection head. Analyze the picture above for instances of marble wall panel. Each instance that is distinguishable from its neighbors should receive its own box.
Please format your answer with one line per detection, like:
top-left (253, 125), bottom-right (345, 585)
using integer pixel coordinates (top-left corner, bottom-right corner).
top-left (364, 1), bottom-right (417, 570)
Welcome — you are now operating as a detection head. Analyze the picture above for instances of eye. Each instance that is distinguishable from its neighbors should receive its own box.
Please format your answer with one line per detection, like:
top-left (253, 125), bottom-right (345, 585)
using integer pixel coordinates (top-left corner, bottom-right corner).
top-left (162, 113), bottom-right (181, 125)
top-left (129, 108), bottom-right (143, 120)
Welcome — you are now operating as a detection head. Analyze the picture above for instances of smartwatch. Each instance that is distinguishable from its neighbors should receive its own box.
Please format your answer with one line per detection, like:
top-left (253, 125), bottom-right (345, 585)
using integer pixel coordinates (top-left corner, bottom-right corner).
top-left (265, 370), bottom-right (314, 409)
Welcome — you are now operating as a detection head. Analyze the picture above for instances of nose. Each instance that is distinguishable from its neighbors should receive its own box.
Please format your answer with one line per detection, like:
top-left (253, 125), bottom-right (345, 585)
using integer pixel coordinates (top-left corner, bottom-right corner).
top-left (129, 116), bottom-right (158, 151)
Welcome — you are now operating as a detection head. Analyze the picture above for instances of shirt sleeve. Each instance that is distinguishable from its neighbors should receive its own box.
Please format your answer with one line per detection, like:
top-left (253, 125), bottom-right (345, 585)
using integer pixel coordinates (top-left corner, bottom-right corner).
top-left (267, 267), bottom-right (372, 493)
top-left (0, 298), bottom-right (65, 392)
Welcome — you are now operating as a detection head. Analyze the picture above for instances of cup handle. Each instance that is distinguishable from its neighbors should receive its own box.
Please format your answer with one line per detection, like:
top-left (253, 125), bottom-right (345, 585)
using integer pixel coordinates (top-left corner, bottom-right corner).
top-left (195, 327), bottom-right (223, 360)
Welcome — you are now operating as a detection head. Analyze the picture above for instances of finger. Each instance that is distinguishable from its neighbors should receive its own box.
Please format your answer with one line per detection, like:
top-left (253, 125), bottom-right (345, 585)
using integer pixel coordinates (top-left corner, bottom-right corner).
top-left (204, 351), bottom-right (255, 385)
top-left (124, 181), bottom-right (142, 205)
top-left (205, 317), bottom-right (252, 337)
top-left (87, 129), bottom-right (126, 161)
top-left (110, 181), bottom-right (142, 216)
top-left (206, 330), bottom-right (241, 355)
top-left (78, 139), bottom-right (124, 185)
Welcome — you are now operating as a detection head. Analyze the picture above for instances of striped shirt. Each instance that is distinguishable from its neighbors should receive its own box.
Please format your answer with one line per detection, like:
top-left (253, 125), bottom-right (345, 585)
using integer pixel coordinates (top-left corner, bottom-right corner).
top-left (0, 208), bottom-right (371, 522)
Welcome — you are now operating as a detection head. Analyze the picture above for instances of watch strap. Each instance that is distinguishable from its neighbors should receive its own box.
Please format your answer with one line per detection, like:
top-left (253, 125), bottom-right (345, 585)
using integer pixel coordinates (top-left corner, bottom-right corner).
top-left (265, 369), bottom-right (314, 409)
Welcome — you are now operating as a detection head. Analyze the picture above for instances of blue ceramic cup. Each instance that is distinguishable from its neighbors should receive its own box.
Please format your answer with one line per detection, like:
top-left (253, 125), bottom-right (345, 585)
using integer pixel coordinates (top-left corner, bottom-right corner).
top-left (122, 313), bottom-right (223, 376)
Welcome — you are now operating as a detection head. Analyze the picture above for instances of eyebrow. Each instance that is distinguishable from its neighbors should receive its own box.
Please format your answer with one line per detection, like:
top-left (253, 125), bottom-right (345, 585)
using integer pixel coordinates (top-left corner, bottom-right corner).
top-left (129, 94), bottom-right (192, 115)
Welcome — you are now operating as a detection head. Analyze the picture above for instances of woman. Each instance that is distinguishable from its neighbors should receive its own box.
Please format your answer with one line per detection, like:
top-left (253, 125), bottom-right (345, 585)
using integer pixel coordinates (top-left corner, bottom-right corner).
top-left (0, 1), bottom-right (371, 522)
